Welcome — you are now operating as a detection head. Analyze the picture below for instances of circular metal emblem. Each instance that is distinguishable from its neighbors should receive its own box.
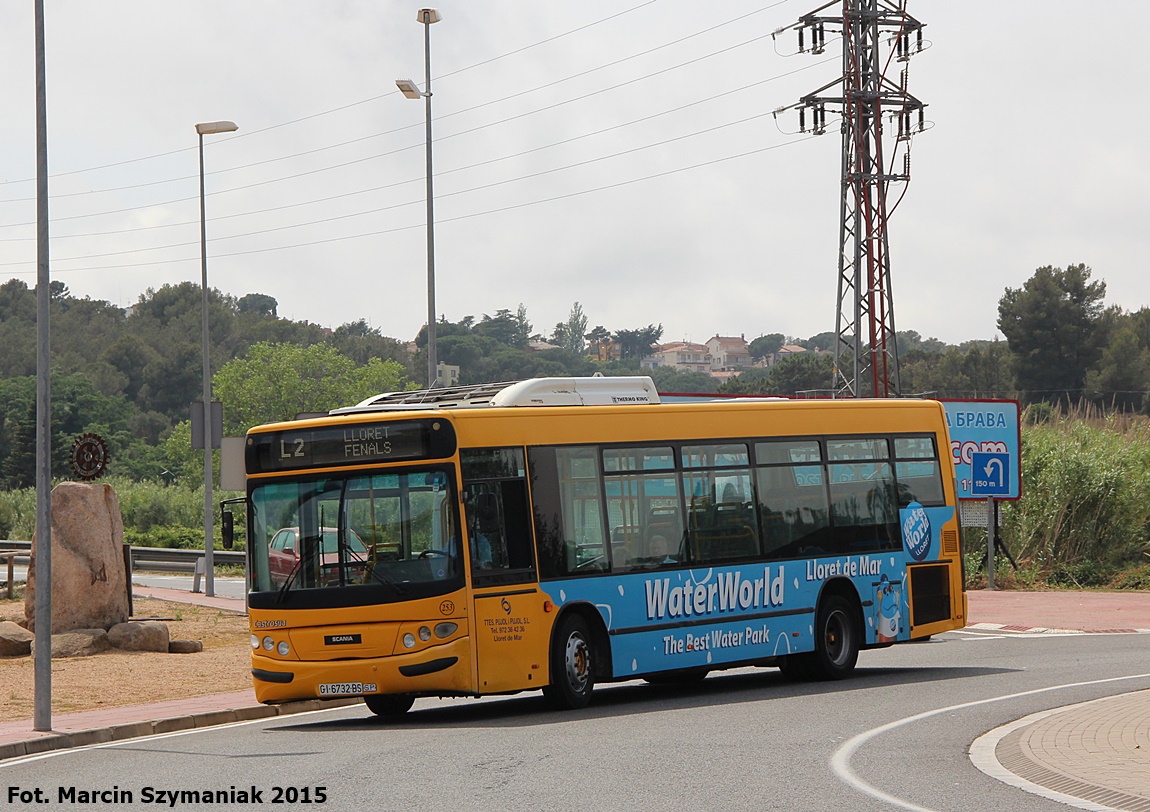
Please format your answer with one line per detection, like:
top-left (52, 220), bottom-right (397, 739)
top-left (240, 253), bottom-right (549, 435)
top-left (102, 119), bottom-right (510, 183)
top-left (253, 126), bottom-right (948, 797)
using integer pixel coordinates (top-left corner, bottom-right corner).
top-left (70, 433), bottom-right (110, 481)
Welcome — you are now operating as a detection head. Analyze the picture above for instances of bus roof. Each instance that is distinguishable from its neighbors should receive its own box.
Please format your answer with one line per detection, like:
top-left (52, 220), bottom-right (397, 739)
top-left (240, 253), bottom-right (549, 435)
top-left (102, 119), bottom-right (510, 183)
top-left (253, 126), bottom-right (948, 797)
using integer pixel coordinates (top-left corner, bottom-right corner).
top-left (331, 376), bottom-right (660, 414)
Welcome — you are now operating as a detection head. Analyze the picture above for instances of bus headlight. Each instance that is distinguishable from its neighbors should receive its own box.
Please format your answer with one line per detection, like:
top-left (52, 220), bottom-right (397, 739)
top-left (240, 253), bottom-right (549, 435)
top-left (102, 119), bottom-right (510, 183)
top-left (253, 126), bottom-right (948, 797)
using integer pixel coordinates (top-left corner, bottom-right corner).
top-left (277, 641), bottom-right (290, 656)
top-left (418, 626), bottom-right (432, 642)
top-left (403, 633), bottom-right (416, 648)
top-left (434, 622), bottom-right (457, 639)
top-left (251, 635), bottom-right (260, 649)
top-left (262, 636), bottom-right (274, 651)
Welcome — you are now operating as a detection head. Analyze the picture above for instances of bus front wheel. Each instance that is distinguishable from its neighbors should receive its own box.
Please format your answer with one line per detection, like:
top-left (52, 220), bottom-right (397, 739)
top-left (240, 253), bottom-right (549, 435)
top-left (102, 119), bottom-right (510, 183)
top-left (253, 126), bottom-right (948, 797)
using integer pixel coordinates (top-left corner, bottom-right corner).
top-left (543, 614), bottom-right (594, 710)
top-left (364, 694), bottom-right (415, 717)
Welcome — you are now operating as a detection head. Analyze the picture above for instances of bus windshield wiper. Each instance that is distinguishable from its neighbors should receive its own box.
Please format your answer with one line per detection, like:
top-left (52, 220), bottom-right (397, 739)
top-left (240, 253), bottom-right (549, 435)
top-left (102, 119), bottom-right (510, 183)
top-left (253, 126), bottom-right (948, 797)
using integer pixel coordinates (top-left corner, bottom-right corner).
top-left (276, 535), bottom-right (324, 602)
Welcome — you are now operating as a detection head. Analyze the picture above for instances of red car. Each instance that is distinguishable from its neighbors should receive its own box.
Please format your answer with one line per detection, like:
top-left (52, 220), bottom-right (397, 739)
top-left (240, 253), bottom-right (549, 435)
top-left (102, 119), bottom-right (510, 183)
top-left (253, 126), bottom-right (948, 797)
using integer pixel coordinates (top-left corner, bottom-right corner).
top-left (267, 527), bottom-right (368, 587)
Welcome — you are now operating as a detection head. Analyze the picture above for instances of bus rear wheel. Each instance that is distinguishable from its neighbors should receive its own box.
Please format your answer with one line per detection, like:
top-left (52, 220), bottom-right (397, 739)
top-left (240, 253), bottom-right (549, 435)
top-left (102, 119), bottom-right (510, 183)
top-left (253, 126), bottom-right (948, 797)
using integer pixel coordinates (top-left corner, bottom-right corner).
top-left (810, 594), bottom-right (860, 679)
top-left (780, 594), bottom-right (860, 682)
top-left (543, 614), bottom-right (594, 710)
top-left (364, 694), bottom-right (415, 717)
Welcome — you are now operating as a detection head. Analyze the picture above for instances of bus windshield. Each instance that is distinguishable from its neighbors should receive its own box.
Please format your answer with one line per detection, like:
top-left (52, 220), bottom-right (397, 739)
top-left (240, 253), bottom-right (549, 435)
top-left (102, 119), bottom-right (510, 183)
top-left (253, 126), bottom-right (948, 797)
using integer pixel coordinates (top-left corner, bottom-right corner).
top-left (248, 468), bottom-right (462, 603)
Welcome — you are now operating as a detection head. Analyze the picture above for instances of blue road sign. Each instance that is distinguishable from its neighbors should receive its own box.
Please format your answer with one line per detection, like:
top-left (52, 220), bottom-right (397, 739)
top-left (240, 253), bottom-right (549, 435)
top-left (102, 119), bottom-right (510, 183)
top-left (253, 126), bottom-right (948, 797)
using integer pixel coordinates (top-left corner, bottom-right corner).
top-left (971, 451), bottom-right (1011, 497)
top-left (942, 400), bottom-right (1021, 500)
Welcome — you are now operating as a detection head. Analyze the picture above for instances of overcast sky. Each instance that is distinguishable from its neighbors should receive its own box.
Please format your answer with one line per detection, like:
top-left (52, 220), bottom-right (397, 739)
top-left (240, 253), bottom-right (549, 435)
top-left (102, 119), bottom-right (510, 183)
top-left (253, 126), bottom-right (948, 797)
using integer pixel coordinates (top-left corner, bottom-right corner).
top-left (0, 1), bottom-right (1145, 348)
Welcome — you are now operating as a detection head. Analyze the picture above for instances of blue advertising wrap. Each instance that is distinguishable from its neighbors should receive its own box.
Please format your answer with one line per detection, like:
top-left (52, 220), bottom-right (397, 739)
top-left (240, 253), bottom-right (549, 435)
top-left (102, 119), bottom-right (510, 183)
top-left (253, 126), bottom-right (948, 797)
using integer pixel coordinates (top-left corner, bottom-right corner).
top-left (544, 504), bottom-right (955, 677)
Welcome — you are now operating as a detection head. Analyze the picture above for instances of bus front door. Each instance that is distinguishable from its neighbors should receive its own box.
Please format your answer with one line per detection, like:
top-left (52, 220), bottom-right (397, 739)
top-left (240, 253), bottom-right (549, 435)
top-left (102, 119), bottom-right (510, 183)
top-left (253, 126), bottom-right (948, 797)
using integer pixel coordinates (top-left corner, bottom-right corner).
top-left (472, 587), bottom-right (549, 694)
top-left (462, 471), bottom-right (550, 694)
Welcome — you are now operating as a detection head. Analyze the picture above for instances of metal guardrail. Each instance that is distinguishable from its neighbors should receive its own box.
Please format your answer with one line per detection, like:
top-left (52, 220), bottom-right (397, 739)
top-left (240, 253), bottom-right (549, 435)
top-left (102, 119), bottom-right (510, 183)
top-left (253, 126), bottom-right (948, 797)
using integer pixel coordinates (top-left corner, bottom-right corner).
top-left (0, 540), bottom-right (243, 574)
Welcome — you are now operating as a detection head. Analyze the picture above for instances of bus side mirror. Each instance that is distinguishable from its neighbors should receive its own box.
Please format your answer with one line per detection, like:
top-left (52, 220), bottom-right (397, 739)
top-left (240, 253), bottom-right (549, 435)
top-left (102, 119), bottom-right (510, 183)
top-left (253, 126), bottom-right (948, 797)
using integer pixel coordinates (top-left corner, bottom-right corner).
top-left (221, 511), bottom-right (234, 550)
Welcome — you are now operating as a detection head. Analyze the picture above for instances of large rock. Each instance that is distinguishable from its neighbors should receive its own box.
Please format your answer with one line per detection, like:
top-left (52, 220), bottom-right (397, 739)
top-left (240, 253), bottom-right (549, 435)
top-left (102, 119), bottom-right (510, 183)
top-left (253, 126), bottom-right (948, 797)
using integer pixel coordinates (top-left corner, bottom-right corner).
top-left (168, 639), bottom-right (204, 654)
top-left (0, 620), bottom-right (33, 657)
top-left (24, 482), bottom-right (130, 633)
top-left (29, 628), bottom-right (112, 658)
top-left (108, 620), bottom-right (170, 652)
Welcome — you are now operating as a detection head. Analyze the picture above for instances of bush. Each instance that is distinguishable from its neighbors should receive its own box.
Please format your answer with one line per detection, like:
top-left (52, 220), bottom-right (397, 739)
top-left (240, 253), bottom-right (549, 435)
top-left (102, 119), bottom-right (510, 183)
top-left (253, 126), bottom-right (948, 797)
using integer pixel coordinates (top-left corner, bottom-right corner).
top-left (1047, 560), bottom-right (1113, 589)
top-left (0, 487), bottom-right (36, 540)
top-left (1107, 563), bottom-right (1150, 590)
top-left (0, 478), bottom-right (230, 545)
top-left (112, 476), bottom-right (203, 532)
top-left (1002, 417), bottom-right (1150, 568)
top-left (124, 525), bottom-right (204, 550)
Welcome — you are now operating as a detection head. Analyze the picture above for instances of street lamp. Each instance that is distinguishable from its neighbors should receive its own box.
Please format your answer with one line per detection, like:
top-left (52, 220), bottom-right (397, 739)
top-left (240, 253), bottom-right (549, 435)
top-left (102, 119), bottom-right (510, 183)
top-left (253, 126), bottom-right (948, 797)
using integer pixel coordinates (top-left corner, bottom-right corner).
top-left (396, 7), bottom-right (441, 389)
top-left (195, 119), bottom-right (238, 598)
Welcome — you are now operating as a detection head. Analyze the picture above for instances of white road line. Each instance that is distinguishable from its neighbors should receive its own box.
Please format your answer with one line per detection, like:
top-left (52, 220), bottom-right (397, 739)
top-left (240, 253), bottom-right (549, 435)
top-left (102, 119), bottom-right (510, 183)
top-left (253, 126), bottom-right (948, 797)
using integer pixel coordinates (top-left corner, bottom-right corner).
top-left (0, 705), bottom-right (352, 769)
top-left (829, 672), bottom-right (1150, 812)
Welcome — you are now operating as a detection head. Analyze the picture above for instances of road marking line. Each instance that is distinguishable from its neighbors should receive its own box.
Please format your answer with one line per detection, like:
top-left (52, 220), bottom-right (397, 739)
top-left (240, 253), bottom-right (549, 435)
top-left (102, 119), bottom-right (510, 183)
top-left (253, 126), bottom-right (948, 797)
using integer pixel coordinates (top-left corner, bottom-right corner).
top-left (830, 672), bottom-right (1150, 812)
top-left (0, 705), bottom-right (352, 768)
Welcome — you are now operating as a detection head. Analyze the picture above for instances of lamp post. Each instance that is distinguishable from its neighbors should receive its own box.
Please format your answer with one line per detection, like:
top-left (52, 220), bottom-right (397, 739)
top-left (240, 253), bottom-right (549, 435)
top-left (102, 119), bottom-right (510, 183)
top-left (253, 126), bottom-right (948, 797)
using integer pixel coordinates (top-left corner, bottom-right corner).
top-left (396, 7), bottom-right (441, 389)
top-left (195, 119), bottom-right (238, 598)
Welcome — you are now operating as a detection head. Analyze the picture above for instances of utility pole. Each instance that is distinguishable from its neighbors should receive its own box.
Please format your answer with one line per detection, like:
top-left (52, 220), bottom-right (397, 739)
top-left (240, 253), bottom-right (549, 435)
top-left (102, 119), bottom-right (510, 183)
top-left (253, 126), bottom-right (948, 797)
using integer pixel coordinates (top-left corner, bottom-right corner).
top-left (775, 0), bottom-right (926, 398)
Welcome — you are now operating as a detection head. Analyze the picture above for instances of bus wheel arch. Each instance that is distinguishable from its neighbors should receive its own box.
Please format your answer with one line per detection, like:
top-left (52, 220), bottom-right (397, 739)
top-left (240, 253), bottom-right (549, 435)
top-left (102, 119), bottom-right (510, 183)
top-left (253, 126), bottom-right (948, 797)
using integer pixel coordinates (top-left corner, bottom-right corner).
top-left (543, 604), bottom-right (608, 710)
top-left (780, 578), bottom-right (862, 682)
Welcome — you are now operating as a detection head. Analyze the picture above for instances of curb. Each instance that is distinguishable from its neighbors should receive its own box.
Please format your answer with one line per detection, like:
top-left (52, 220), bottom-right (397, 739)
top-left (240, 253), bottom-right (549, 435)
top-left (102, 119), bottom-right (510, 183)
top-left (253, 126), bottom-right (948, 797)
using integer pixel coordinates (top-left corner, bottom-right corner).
top-left (0, 697), bottom-right (362, 762)
top-left (966, 622), bottom-right (1150, 635)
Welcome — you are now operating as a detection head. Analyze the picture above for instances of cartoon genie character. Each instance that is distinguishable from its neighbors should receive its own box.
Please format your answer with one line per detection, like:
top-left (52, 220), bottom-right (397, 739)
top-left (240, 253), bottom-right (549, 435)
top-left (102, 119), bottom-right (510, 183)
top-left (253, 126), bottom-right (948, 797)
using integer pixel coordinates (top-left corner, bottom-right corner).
top-left (875, 574), bottom-right (901, 643)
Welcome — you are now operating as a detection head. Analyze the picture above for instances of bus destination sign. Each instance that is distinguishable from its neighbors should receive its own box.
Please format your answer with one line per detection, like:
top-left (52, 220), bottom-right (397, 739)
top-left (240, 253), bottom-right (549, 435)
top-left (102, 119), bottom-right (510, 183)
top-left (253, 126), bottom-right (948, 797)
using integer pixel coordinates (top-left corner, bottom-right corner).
top-left (246, 418), bottom-right (454, 474)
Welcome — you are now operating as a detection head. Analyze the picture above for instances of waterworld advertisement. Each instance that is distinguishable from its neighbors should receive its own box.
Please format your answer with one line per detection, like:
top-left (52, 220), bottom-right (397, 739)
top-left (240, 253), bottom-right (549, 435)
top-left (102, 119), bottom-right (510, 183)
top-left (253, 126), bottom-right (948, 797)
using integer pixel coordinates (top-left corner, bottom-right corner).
top-left (547, 502), bottom-right (953, 677)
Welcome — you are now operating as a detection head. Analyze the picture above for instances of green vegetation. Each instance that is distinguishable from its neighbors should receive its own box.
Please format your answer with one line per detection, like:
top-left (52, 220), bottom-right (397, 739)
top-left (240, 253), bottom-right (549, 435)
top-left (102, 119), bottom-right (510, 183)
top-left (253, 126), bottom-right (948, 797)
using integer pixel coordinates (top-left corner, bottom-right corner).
top-left (963, 408), bottom-right (1150, 589)
top-left (4, 266), bottom-right (1150, 589)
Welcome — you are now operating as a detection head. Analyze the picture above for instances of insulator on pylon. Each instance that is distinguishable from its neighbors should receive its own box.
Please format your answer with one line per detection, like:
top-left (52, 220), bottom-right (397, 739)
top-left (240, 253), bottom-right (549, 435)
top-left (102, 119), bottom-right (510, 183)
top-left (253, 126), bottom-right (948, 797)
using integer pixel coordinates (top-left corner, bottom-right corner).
top-left (798, 27), bottom-right (805, 52)
top-left (916, 28), bottom-right (923, 53)
top-left (799, 108), bottom-right (806, 132)
top-left (917, 107), bottom-right (924, 132)
top-left (904, 151), bottom-right (911, 177)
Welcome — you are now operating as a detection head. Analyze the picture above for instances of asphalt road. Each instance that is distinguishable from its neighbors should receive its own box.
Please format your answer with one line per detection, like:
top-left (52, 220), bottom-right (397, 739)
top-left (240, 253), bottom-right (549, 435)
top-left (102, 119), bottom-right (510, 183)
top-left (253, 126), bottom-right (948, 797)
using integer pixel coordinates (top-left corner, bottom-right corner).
top-left (4, 567), bottom-right (247, 601)
top-left (2, 628), bottom-right (1148, 812)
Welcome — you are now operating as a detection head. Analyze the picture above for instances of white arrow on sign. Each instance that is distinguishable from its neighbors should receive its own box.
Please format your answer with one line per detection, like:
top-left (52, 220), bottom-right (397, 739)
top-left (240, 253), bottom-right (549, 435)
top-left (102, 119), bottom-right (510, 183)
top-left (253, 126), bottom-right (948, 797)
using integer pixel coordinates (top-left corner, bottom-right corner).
top-left (983, 456), bottom-right (1004, 485)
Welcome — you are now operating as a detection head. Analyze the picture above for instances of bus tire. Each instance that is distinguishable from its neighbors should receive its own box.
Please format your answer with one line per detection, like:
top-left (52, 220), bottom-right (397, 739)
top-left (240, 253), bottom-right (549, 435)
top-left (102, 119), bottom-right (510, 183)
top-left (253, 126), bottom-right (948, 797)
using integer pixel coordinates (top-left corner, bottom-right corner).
top-left (809, 594), bottom-right (860, 680)
top-left (364, 694), bottom-right (415, 717)
top-left (543, 614), bottom-right (594, 710)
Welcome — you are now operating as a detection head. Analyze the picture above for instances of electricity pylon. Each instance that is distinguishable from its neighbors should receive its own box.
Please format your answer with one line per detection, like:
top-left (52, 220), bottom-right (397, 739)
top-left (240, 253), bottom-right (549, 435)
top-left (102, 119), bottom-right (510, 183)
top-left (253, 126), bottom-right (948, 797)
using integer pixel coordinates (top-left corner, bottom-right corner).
top-left (775, 1), bottom-right (926, 397)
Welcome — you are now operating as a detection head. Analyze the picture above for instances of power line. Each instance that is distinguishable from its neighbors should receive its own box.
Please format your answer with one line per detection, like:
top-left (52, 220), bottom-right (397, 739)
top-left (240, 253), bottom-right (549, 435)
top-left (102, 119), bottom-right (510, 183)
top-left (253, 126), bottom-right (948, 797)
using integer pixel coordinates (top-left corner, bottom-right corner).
top-left (9, 133), bottom-right (819, 275)
top-left (0, 51), bottom-right (831, 237)
top-left (0, 3), bottom-right (791, 208)
top-left (0, 0), bottom-right (683, 189)
top-left (0, 56), bottom-right (832, 245)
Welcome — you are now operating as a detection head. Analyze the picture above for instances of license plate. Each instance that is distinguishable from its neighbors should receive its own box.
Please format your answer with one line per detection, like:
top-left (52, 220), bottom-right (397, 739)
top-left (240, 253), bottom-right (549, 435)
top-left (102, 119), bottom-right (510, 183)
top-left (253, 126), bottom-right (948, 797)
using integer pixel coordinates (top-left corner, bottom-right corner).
top-left (318, 682), bottom-right (363, 696)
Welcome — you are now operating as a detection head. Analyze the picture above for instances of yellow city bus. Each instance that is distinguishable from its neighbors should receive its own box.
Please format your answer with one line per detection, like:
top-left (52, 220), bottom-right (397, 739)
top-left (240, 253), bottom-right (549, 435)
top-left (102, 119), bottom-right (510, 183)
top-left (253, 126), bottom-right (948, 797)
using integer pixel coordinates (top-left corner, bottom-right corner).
top-left (236, 377), bottom-right (965, 716)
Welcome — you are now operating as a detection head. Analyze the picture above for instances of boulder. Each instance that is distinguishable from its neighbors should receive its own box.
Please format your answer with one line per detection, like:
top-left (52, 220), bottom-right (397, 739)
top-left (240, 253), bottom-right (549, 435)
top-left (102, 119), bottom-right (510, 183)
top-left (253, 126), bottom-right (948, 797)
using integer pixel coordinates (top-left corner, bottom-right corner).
top-left (25, 481), bottom-right (130, 633)
top-left (0, 620), bottom-right (33, 657)
top-left (30, 628), bottom-right (112, 658)
top-left (108, 620), bottom-right (170, 652)
top-left (168, 639), bottom-right (204, 654)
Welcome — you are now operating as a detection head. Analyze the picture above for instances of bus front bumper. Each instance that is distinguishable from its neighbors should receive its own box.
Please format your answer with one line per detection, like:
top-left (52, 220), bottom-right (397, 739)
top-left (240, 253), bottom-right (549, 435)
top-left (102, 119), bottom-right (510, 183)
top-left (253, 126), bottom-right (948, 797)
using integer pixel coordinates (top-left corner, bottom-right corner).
top-left (251, 636), bottom-right (473, 704)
